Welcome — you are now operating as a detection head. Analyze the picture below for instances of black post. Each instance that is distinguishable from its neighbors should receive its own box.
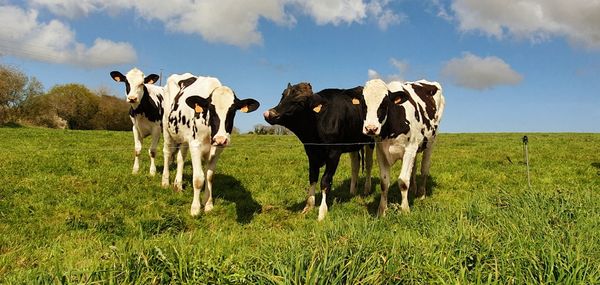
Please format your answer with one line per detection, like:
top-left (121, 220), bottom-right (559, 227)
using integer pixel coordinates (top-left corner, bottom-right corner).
top-left (522, 136), bottom-right (531, 187)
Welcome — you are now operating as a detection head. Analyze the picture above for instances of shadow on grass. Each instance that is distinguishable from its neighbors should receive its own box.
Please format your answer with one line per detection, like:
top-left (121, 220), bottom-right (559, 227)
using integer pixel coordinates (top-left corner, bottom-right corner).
top-left (157, 164), bottom-right (261, 224)
top-left (212, 174), bottom-right (261, 225)
top-left (366, 175), bottom-right (438, 217)
top-left (286, 176), bottom-right (377, 213)
top-left (1, 122), bottom-right (23, 128)
top-left (592, 162), bottom-right (600, 169)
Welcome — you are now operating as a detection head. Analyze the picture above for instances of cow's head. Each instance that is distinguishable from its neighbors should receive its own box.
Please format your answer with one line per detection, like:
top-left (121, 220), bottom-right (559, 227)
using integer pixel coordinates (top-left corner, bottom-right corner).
top-left (110, 68), bottom-right (159, 105)
top-left (359, 79), bottom-right (409, 136)
top-left (263, 82), bottom-right (318, 125)
top-left (185, 86), bottom-right (259, 147)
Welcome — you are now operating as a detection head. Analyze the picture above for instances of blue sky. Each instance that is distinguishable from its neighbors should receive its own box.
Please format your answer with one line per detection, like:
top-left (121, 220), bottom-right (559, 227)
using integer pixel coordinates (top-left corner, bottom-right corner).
top-left (1, 0), bottom-right (599, 133)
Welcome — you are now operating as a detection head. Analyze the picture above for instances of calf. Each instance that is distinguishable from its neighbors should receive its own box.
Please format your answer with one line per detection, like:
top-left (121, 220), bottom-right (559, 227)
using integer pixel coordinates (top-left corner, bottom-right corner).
top-left (161, 73), bottom-right (259, 216)
top-left (110, 68), bottom-right (164, 176)
top-left (356, 79), bottom-right (445, 216)
top-left (263, 83), bottom-right (373, 221)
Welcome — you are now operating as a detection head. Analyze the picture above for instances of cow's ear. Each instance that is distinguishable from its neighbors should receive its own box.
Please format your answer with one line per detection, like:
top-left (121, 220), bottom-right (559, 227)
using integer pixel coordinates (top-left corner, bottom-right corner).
top-left (185, 96), bottom-right (210, 115)
top-left (110, 71), bottom-right (125, 82)
top-left (348, 86), bottom-right (364, 105)
top-left (389, 89), bottom-right (409, 105)
top-left (145, 74), bottom-right (160, 85)
top-left (236, 98), bottom-right (260, 113)
top-left (310, 94), bottom-right (324, 113)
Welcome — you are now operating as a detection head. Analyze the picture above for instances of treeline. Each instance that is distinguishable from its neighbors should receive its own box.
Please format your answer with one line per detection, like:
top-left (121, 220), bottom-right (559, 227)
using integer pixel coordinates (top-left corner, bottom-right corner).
top-left (0, 64), bottom-right (131, 130)
top-left (250, 124), bottom-right (292, 135)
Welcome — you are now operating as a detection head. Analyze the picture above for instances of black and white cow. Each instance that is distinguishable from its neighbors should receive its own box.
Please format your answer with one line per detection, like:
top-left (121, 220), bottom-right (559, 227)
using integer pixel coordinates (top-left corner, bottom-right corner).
top-left (161, 73), bottom-right (259, 216)
top-left (354, 79), bottom-right (445, 216)
top-left (110, 68), bottom-right (164, 176)
top-left (263, 83), bottom-right (373, 221)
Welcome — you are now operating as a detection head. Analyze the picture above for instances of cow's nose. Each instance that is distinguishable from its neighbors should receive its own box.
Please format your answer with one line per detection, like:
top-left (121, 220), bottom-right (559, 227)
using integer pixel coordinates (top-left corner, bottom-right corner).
top-left (364, 125), bottom-right (378, 135)
top-left (263, 110), bottom-right (271, 119)
top-left (127, 97), bottom-right (138, 103)
top-left (212, 136), bottom-right (228, 147)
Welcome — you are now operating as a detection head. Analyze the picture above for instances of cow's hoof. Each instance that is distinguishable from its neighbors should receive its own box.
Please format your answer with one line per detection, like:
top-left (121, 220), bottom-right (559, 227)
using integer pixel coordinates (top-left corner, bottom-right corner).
top-left (161, 181), bottom-right (169, 188)
top-left (204, 203), bottom-right (214, 212)
top-left (377, 205), bottom-right (387, 217)
top-left (317, 204), bottom-right (328, 221)
top-left (400, 204), bottom-right (411, 213)
top-left (149, 170), bottom-right (156, 177)
top-left (363, 182), bottom-right (372, 195)
top-left (173, 183), bottom-right (183, 192)
top-left (132, 169), bottom-right (139, 175)
top-left (301, 205), bottom-right (314, 214)
top-left (190, 205), bottom-right (201, 216)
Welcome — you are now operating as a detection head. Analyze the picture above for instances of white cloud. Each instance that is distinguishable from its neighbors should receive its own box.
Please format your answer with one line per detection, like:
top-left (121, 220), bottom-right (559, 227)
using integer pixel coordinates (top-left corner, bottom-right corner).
top-left (441, 52), bottom-right (523, 90)
top-left (0, 5), bottom-right (136, 67)
top-left (368, 57), bottom-right (409, 83)
top-left (29, 0), bottom-right (400, 48)
top-left (450, 0), bottom-right (600, 50)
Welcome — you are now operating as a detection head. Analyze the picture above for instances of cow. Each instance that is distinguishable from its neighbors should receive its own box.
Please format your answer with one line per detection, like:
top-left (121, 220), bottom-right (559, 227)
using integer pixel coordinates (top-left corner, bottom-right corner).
top-left (110, 68), bottom-right (164, 176)
top-left (263, 82), bottom-right (373, 221)
top-left (161, 73), bottom-right (259, 216)
top-left (354, 78), bottom-right (445, 216)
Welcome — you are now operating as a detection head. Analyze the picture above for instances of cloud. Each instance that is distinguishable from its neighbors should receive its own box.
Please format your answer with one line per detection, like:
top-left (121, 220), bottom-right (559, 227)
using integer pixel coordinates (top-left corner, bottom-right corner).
top-left (30, 0), bottom-right (401, 48)
top-left (368, 57), bottom-right (409, 83)
top-left (0, 5), bottom-right (136, 67)
top-left (441, 52), bottom-right (523, 90)
top-left (450, 0), bottom-right (600, 50)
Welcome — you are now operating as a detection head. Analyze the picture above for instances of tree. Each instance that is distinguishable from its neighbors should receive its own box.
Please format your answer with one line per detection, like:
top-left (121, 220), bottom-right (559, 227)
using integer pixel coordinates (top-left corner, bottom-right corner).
top-left (44, 84), bottom-right (100, 130)
top-left (0, 65), bottom-right (44, 124)
top-left (90, 87), bottom-right (131, 131)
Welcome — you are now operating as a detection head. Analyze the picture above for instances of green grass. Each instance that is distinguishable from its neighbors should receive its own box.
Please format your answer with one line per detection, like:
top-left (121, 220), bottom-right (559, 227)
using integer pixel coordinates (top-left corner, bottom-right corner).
top-left (1, 128), bottom-right (599, 284)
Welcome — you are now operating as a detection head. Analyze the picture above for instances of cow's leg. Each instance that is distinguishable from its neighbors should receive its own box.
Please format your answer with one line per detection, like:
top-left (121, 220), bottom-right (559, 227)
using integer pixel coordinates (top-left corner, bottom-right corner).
top-left (132, 126), bottom-right (142, 175)
top-left (203, 146), bottom-right (224, 212)
top-left (318, 152), bottom-right (342, 221)
top-left (349, 151), bottom-right (359, 195)
top-left (397, 147), bottom-right (418, 212)
top-left (161, 137), bottom-right (175, 188)
top-left (173, 144), bottom-right (188, 192)
top-left (410, 157), bottom-right (418, 196)
top-left (418, 140), bottom-right (435, 199)
top-left (302, 157), bottom-right (320, 214)
top-left (148, 126), bottom-right (161, 176)
top-left (376, 145), bottom-right (391, 217)
top-left (189, 141), bottom-right (205, 216)
top-left (363, 145), bottom-right (374, 195)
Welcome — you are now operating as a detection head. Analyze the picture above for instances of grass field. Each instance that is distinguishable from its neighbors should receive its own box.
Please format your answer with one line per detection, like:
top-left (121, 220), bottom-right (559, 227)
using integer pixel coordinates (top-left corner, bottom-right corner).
top-left (0, 127), bottom-right (599, 284)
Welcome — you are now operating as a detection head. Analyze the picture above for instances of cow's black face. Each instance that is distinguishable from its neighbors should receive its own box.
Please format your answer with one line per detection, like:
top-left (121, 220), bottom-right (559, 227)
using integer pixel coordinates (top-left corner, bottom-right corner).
top-left (263, 82), bottom-right (314, 125)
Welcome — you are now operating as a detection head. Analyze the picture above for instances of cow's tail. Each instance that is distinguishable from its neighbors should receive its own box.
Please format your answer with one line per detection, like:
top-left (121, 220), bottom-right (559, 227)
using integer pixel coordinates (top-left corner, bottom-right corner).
top-left (359, 146), bottom-right (365, 174)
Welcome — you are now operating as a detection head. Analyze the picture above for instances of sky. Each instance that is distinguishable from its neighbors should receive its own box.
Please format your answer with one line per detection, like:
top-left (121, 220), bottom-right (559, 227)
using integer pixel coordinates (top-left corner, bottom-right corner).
top-left (1, 0), bottom-right (599, 133)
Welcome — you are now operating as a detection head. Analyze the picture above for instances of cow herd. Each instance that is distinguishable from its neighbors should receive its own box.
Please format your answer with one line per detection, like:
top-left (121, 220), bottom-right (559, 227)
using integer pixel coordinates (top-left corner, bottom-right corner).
top-left (111, 68), bottom-right (445, 221)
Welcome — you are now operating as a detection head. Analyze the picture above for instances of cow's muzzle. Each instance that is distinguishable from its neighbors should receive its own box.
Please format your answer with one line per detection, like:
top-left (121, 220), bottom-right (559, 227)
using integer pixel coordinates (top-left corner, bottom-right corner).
top-left (127, 97), bottom-right (138, 103)
top-left (212, 136), bottom-right (229, 147)
top-left (364, 125), bottom-right (379, 136)
top-left (263, 109), bottom-right (280, 124)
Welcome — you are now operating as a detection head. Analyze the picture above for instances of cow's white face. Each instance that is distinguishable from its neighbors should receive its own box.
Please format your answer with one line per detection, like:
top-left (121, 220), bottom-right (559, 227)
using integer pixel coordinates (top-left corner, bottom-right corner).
top-left (362, 79), bottom-right (389, 136)
top-left (110, 68), bottom-right (159, 106)
top-left (185, 86), bottom-right (260, 147)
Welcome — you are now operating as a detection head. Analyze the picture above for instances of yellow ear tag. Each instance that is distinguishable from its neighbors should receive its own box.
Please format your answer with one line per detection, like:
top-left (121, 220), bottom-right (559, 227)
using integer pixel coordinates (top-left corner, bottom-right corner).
top-left (313, 104), bottom-right (322, 113)
top-left (240, 106), bottom-right (249, 113)
top-left (394, 97), bottom-right (403, 104)
top-left (194, 104), bottom-right (203, 113)
top-left (352, 98), bottom-right (360, 105)
top-left (113, 76), bottom-right (122, 82)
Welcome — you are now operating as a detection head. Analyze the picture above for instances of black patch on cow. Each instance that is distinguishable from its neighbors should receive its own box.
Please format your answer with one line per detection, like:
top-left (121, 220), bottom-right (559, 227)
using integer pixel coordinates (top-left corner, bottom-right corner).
top-left (380, 101), bottom-right (410, 139)
top-left (411, 83), bottom-right (438, 120)
top-left (129, 85), bottom-right (162, 122)
top-left (178, 77), bottom-right (197, 89)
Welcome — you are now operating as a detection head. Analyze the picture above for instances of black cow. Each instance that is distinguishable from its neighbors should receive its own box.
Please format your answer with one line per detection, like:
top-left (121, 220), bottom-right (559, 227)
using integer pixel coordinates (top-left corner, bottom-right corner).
top-left (263, 82), bottom-right (373, 221)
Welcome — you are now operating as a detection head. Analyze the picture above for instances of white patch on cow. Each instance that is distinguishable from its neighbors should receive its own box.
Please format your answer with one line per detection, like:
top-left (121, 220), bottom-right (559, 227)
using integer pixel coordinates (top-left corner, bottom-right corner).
top-left (210, 86), bottom-right (236, 146)
top-left (125, 68), bottom-right (145, 105)
top-left (362, 79), bottom-right (389, 135)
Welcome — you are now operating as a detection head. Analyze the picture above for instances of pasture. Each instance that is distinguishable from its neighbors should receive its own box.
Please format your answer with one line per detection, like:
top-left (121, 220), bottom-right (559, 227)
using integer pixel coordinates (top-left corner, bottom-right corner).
top-left (0, 127), bottom-right (599, 284)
